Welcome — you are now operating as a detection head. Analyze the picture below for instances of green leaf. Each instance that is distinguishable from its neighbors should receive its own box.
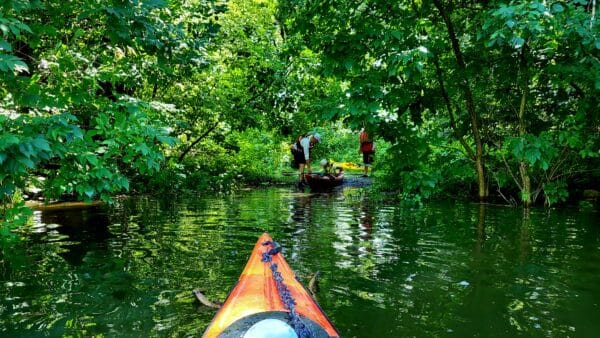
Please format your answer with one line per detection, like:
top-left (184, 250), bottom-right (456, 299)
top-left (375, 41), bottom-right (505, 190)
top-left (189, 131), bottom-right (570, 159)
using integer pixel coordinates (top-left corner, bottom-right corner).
top-left (509, 138), bottom-right (524, 158)
top-left (115, 111), bottom-right (127, 128)
top-left (8, 24), bottom-right (21, 38)
top-left (0, 227), bottom-right (11, 237)
top-left (0, 54), bottom-right (29, 73)
top-left (136, 143), bottom-right (150, 155)
top-left (15, 22), bottom-right (32, 34)
top-left (485, 38), bottom-right (497, 48)
top-left (551, 3), bottom-right (564, 13)
top-left (31, 137), bottom-right (51, 152)
top-left (84, 186), bottom-right (95, 198)
top-left (343, 59), bottom-right (354, 70)
top-left (17, 157), bottom-right (35, 169)
top-left (525, 147), bottom-right (541, 164)
top-left (0, 134), bottom-right (19, 149)
top-left (391, 31), bottom-right (402, 40)
top-left (119, 177), bottom-right (130, 191)
top-left (69, 126), bottom-right (83, 140)
top-left (73, 28), bottom-right (85, 39)
top-left (85, 129), bottom-right (99, 142)
top-left (0, 182), bottom-right (16, 196)
top-left (512, 36), bottom-right (525, 49)
top-left (125, 103), bottom-right (140, 114)
top-left (157, 135), bottom-right (177, 146)
top-left (0, 40), bottom-right (12, 52)
top-left (18, 143), bottom-right (33, 158)
top-left (497, 5), bottom-right (515, 17)
top-left (145, 0), bottom-right (167, 8)
top-left (86, 154), bottom-right (99, 166)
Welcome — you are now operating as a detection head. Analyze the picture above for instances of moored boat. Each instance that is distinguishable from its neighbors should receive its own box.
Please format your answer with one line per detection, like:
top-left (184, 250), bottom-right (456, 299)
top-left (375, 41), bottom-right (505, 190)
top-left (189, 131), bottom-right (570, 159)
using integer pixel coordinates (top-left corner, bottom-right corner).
top-left (203, 233), bottom-right (340, 338)
top-left (303, 172), bottom-right (344, 190)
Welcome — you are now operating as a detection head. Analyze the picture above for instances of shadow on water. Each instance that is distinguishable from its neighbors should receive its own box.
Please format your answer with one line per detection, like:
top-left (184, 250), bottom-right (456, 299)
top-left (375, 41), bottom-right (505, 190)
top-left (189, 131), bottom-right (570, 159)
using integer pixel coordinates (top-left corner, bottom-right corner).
top-left (0, 187), bottom-right (598, 337)
top-left (32, 206), bottom-right (112, 266)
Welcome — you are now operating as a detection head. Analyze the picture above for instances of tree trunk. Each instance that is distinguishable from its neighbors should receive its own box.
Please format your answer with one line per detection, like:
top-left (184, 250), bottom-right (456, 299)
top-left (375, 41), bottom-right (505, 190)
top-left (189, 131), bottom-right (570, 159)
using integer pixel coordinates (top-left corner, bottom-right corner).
top-left (433, 0), bottom-right (487, 201)
top-left (518, 48), bottom-right (531, 207)
top-left (519, 161), bottom-right (531, 207)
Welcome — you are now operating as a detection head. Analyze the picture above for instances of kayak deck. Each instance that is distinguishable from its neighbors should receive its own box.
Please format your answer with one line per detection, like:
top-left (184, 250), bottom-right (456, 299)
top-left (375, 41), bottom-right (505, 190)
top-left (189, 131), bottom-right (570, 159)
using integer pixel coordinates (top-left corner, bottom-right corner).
top-left (203, 233), bottom-right (339, 338)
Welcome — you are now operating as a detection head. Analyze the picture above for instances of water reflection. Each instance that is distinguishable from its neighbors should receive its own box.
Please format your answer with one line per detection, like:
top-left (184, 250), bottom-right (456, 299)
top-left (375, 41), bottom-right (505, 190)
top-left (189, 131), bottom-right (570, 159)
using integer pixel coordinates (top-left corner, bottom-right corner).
top-left (359, 200), bottom-right (374, 242)
top-left (289, 192), bottom-right (314, 225)
top-left (0, 190), bottom-right (598, 337)
top-left (35, 206), bottom-right (112, 266)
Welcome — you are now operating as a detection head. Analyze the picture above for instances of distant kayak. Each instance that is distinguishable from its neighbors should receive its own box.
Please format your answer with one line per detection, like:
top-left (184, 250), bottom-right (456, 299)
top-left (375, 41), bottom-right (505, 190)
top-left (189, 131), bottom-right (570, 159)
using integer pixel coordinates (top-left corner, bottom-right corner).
top-left (203, 233), bottom-right (340, 338)
top-left (303, 172), bottom-right (344, 190)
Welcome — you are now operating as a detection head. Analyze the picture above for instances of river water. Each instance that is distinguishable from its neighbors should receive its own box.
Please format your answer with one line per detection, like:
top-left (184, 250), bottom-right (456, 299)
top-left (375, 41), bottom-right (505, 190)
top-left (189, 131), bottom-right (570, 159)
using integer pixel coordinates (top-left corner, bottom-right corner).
top-left (1, 187), bottom-right (598, 337)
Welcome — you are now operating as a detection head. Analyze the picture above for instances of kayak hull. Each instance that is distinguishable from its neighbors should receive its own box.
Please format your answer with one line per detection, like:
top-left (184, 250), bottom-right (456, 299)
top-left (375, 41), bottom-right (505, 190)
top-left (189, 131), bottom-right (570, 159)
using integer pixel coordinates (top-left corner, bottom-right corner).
top-left (203, 233), bottom-right (339, 338)
top-left (303, 172), bottom-right (344, 190)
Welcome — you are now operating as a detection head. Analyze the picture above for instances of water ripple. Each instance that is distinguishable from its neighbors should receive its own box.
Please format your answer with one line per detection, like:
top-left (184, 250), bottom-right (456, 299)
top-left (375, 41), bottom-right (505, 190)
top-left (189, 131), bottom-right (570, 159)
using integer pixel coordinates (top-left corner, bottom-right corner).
top-left (0, 191), bottom-right (597, 337)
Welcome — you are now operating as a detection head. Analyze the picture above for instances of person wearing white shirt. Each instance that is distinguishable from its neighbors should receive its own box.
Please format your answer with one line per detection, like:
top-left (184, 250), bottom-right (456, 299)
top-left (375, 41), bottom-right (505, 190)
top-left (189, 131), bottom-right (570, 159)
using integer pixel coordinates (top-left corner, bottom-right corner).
top-left (290, 133), bottom-right (322, 185)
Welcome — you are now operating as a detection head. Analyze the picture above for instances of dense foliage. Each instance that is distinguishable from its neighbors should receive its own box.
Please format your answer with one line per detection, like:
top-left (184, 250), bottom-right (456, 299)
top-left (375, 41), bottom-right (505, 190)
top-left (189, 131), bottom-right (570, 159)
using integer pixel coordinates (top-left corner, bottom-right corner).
top-left (281, 0), bottom-right (599, 205)
top-left (1, 0), bottom-right (598, 231)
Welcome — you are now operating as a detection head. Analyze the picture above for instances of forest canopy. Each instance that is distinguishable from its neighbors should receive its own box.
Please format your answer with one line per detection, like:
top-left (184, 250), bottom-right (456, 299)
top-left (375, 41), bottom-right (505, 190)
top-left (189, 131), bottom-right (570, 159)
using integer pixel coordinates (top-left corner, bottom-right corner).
top-left (1, 0), bottom-right (598, 228)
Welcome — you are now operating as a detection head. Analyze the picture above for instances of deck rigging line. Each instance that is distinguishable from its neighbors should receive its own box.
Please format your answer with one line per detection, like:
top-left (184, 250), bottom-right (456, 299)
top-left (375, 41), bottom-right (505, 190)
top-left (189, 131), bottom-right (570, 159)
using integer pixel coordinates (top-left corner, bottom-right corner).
top-left (261, 240), bottom-right (314, 338)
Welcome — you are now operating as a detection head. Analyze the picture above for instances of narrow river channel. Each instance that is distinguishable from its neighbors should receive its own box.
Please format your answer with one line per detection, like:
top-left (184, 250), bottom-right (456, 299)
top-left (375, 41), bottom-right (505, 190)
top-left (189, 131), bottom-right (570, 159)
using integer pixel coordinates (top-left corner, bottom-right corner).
top-left (1, 187), bottom-right (598, 337)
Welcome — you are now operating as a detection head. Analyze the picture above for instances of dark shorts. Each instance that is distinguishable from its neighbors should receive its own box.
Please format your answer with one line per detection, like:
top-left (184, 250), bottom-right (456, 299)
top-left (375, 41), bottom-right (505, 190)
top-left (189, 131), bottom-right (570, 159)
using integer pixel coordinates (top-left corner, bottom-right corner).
top-left (362, 151), bottom-right (374, 165)
top-left (292, 149), bottom-right (307, 165)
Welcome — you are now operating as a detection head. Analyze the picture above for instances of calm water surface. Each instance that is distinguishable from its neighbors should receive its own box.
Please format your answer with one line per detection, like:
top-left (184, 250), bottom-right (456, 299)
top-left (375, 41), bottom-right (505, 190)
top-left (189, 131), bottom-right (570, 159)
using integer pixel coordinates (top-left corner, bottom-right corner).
top-left (1, 187), bottom-right (598, 337)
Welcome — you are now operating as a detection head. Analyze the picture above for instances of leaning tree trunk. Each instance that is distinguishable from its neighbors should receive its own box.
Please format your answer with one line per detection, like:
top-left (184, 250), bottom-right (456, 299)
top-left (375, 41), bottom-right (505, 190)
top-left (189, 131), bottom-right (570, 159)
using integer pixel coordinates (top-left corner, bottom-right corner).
top-left (433, 0), bottom-right (487, 201)
top-left (177, 122), bottom-right (219, 162)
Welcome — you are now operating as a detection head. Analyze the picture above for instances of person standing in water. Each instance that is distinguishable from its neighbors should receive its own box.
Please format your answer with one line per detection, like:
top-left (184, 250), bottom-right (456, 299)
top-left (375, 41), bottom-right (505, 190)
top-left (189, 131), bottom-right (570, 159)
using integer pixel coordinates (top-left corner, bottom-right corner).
top-left (358, 128), bottom-right (375, 177)
top-left (291, 133), bottom-right (322, 185)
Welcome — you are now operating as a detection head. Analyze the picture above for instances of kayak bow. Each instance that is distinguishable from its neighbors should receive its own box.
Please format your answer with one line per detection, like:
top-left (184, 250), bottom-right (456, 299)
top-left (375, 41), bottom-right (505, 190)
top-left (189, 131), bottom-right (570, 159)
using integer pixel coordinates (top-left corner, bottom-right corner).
top-left (203, 233), bottom-right (340, 338)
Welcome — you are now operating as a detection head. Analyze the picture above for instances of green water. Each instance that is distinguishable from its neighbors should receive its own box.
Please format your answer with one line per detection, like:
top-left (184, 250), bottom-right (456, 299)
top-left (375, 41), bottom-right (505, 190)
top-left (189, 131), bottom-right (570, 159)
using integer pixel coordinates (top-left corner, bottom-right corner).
top-left (1, 188), bottom-right (598, 337)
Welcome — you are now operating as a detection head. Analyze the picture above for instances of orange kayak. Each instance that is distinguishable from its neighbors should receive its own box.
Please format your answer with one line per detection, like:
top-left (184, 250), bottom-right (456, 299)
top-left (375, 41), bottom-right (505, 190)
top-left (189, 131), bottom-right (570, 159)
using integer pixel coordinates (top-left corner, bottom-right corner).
top-left (203, 233), bottom-right (340, 338)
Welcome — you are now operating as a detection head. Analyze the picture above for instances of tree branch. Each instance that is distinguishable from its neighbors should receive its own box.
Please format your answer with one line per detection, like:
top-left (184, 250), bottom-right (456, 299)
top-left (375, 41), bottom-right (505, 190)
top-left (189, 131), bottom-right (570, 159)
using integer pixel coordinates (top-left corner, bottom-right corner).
top-left (432, 54), bottom-right (476, 161)
top-left (501, 153), bottom-right (523, 191)
top-left (177, 121), bottom-right (219, 162)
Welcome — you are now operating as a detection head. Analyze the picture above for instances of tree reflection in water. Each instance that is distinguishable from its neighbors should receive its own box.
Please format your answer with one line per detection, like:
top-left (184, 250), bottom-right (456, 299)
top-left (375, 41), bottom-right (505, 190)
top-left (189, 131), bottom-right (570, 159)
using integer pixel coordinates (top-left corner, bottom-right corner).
top-left (0, 189), bottom-right (598, 337)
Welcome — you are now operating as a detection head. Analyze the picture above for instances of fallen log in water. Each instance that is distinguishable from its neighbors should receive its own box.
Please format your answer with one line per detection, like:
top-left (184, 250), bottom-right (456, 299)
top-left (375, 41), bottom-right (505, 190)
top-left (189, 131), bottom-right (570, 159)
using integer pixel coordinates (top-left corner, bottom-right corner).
top-left (25, 200), bottom-right (103, 211)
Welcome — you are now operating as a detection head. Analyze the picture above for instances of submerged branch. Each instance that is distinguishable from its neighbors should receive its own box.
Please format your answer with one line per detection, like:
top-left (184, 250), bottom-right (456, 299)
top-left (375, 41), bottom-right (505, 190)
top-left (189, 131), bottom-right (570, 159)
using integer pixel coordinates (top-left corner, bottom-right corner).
top-left (193, 289), bottom-right (222, 309)
top-left (308, 271), bottom-right (320, 298)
